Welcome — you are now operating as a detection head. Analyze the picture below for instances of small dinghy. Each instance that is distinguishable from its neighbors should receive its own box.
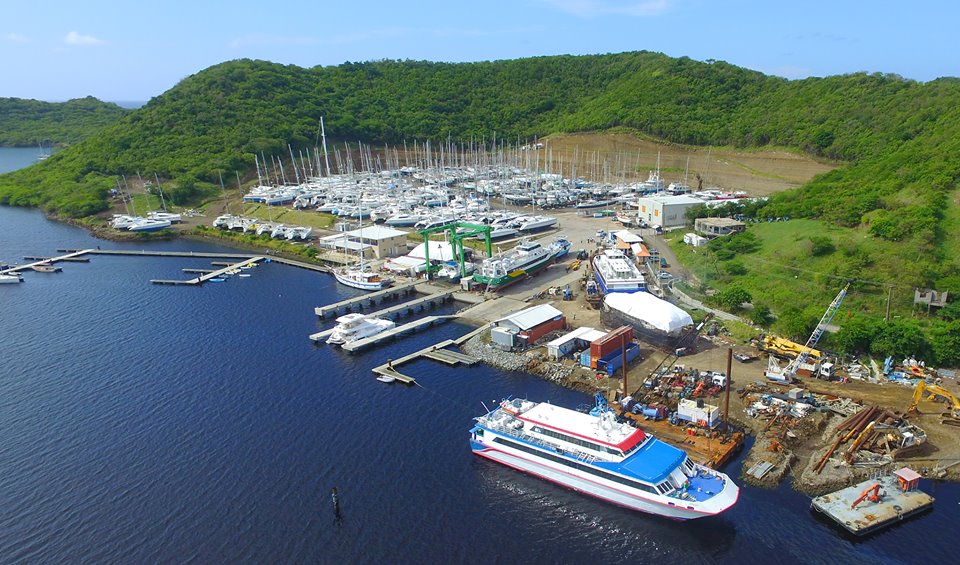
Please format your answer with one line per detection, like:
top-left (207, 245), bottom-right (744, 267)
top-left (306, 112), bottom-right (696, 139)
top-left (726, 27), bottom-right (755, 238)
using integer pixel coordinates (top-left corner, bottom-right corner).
top-left (376, 375), bottom-right (396, 383)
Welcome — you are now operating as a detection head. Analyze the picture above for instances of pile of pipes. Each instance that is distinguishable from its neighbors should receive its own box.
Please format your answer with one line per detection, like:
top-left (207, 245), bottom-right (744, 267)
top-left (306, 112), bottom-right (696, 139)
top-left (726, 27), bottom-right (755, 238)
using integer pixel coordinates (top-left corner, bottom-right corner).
top-left (814, 405), bottom-right (927, 473)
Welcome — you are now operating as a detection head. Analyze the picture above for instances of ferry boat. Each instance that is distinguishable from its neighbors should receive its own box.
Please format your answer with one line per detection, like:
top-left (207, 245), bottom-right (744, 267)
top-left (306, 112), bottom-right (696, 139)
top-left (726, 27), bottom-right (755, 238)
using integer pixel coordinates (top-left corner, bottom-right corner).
top-left (470, 397), bottom-right (739, 520)
top-left (472, 241), bottom-right (555, 290)
top-left (592, 249), bottom-right (646, 293)
top-left (326, 313), bottom-right (396, 345)
top-left (547, 237), bottom-right (572, 260)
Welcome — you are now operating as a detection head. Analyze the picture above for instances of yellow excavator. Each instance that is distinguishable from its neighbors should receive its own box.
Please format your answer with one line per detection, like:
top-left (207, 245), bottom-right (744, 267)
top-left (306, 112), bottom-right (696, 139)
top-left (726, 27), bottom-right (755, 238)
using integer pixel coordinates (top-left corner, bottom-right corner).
top-left (906, 381), bottom-right (960, 423)
top-left (760, 335), bottom-right (822, 361)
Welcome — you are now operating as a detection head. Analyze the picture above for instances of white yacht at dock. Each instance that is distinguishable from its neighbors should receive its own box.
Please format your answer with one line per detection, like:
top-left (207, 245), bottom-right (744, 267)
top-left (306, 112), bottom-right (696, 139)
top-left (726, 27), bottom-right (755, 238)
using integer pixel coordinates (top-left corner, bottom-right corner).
top-left (325, 313), bottom-right (396, 345)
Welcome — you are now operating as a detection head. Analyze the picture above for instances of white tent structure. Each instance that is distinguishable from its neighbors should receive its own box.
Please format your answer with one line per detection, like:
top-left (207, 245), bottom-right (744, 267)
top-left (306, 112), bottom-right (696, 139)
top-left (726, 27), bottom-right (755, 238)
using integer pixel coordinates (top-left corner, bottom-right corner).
top-left (603, 292), bottom-right (693, 334)
top-left (408, 241), bottom-right (456, 261)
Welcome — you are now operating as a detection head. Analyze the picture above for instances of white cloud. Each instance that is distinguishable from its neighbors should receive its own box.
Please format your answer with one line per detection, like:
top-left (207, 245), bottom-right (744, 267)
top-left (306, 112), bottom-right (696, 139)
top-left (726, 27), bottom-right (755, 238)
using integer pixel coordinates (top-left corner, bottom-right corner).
top-left (64, 31), bottom-right (105, 46)
top-left (535, 0), bottom-right (671, 18)
top-left (2, 32), bottom-right (28, 43)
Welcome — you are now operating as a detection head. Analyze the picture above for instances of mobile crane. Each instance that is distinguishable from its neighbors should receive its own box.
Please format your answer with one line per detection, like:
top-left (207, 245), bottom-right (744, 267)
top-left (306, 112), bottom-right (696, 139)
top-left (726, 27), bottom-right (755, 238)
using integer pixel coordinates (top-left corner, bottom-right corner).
top-left (765, 283), bottom-right (849, 384)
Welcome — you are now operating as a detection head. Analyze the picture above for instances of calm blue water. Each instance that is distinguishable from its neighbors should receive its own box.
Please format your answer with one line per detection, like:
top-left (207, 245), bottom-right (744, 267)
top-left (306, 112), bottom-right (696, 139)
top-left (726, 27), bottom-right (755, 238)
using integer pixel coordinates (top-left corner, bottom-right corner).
top-left (1, 177), bottom-right (958, 562)
top-left (0, 147), bottom-right (49, 173)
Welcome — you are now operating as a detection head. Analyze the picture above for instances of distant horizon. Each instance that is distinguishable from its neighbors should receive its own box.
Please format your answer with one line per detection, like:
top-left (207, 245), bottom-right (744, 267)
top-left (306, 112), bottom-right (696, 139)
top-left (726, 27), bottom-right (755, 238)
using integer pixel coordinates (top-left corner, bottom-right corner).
top-left (16, 50), bottom-right (960, 107)
top-left (3, 1), bottom-right (958, 100)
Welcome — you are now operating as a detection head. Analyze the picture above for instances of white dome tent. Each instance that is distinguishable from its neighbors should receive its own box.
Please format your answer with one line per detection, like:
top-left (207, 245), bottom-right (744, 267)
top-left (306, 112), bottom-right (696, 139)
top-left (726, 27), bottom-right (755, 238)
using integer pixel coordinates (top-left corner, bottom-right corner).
top-left (602, 292), bottom-right (694, 347)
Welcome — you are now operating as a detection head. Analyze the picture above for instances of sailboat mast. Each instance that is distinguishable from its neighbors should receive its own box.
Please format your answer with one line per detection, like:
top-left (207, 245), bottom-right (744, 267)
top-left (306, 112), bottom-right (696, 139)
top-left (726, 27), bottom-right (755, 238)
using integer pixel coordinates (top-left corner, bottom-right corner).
top-left (320, 116), bottom-right (332, 178)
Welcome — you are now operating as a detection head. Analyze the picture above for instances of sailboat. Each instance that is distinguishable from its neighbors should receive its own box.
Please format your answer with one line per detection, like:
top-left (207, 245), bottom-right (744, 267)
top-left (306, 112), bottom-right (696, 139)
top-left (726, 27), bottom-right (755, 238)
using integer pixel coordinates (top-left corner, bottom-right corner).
top-left (333, 193), bottom-right (393, 291)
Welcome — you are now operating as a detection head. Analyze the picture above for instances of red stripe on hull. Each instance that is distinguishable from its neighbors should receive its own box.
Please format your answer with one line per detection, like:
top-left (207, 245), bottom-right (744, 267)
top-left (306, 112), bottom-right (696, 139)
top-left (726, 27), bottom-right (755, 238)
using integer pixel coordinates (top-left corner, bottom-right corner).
top-left (472, 446), bottom-right (720, 519)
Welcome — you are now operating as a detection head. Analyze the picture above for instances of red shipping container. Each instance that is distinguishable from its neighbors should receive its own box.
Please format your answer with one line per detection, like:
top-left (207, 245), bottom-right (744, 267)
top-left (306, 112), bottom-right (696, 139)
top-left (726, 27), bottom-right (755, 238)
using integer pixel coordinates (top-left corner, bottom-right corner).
top-left (519, 316), bottom-right (566, 344)
top-left (590, 326), bottom-right (633, 368)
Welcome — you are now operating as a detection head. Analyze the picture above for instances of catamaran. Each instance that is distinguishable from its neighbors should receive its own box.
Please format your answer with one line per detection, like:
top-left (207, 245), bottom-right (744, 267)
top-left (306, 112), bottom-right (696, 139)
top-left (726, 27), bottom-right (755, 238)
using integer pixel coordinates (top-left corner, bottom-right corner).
top-left (470, 397), bottom-right (739, 520)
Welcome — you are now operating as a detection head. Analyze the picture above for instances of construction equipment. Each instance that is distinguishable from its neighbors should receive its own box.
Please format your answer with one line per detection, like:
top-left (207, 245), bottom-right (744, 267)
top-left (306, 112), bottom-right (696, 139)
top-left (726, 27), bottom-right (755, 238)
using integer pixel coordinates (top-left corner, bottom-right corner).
top-left (766, 284), bottom-right (849, 384)
top-left (760, 335), bottom-right (822, 361)
top-left (850, 483), bottom-right (882, 509)
top-left (632, 313), bottom-right (715, 397)
top-left (906, 381), bottom-right (960, 419)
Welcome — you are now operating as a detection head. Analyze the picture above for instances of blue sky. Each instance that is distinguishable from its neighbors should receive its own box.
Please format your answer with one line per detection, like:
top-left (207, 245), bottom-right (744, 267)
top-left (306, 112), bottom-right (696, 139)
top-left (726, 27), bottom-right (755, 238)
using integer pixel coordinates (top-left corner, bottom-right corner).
top-left (2, 0), bottom-right (957, 102)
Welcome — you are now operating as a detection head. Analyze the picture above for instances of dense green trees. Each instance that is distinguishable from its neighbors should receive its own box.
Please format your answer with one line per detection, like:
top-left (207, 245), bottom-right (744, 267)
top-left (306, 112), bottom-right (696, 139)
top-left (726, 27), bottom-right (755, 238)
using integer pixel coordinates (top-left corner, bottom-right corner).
top-left (0, 97), bottom-right (128, 146)
top-left (2, 52), bottom-right (958, 364)
top-left (3, 53), bottom-right (960, 227)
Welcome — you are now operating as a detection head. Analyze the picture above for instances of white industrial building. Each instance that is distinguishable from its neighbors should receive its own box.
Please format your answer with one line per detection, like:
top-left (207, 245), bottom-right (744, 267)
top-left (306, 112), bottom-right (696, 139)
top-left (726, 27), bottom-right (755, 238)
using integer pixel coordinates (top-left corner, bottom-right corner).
top-left (634, 194), bottom-right (703, 229)
top-left (545, 327), bottom-right (606, 360)
top-left (318, 226), bottom-right (408, 259)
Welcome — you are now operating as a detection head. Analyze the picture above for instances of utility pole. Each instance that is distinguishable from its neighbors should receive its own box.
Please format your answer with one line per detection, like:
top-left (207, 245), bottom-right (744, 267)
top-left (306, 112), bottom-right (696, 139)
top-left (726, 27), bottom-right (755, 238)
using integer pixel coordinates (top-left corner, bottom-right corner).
top-left (724, 348), bottom-right (732, 434)
top-left (885, 285), bottom-right (893, 322)
top-left (621, 332), bottom-right (628, 400)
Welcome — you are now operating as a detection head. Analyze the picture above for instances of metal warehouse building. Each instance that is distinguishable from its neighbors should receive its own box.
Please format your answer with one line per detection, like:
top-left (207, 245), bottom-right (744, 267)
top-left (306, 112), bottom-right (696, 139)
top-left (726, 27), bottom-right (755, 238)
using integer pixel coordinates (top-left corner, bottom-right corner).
top-left (634, 194), bottom-right (703, 229)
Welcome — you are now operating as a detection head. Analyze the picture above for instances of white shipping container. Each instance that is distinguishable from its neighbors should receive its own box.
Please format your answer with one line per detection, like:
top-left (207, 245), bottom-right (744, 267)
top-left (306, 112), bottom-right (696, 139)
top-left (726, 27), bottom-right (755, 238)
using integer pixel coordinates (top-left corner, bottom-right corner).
top-left (676, 398), bottom-right (720, 428)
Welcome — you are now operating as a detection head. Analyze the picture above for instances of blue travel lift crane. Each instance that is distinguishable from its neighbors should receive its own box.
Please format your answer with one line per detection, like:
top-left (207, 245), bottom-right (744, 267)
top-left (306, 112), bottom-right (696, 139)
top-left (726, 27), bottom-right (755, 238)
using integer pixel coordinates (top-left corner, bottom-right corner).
top-left (765, 283), bottom-right (850, 384)
top-left (418, 222), bottom-right (492, 280)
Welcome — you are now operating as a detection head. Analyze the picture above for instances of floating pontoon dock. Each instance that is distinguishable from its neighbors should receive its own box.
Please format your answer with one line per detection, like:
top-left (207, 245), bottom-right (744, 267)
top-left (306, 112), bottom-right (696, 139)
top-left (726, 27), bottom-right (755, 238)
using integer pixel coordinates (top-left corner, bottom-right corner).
top-left (151, 256), bottom-right (263, 285)
top-left (341, 315), bottom-right (455, 352)
top-left (369, 323), bottom-right (488, 384)
top-left (309, 289), bottom-right (457, 342)
top-left (0, 250), bottom-right (94, 275)
top-left (314, 282), bottom-right (420, 318)
top-left (811, 469), bottom-right (934, 535)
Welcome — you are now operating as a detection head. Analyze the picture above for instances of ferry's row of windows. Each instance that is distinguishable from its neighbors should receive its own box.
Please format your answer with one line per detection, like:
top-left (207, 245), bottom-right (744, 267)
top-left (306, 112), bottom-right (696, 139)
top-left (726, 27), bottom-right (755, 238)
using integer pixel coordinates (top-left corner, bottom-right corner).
top-left (530, 426), bottom-right (622, 456)
top-left (493, 437), bottom-right (658, 495)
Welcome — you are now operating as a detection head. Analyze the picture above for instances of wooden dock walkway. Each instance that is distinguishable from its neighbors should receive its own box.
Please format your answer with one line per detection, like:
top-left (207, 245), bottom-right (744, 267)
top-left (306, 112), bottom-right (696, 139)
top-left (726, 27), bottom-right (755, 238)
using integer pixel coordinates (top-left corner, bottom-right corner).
top-left (314, 282), bottom-right (420, 318)
top-left (151, 256), bottom-right (264, 285)
top-left (370, 328), bottom-right (482, 385)
top-left (5, 248), bottom-right (335, 285)
top-left (0, 249), bottom-right (95, 275)
top-left (309, 289), bottom-right (457, 342)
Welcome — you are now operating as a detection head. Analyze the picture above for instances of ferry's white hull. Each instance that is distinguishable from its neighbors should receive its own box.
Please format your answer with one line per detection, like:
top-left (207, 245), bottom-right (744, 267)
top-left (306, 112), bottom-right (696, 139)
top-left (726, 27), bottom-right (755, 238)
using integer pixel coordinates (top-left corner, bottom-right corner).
top-left (472, 440), bottom-right (737, 520)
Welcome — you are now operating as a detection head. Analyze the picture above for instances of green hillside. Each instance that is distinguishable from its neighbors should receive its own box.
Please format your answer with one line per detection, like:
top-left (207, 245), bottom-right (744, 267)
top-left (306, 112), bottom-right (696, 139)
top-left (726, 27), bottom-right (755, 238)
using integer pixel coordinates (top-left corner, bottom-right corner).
top-left (0, 52), bottom-right (957, 362)
top-left (0, 96), bottom-right (129, 147)
top-left (4, 53), bottom-right (959, 222)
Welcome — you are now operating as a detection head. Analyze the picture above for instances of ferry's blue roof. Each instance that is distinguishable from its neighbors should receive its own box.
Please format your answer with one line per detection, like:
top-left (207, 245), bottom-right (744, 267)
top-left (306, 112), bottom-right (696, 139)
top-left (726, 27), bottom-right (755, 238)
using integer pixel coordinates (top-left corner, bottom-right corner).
top-left (611, 437), bottom-right (686, 484)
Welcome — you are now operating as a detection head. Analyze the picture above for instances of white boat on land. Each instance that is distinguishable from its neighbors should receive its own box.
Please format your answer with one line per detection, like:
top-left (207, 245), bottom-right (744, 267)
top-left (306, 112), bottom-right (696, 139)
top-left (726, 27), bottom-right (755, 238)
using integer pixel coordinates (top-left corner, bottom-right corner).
top-left (437, 261), bottom-right (475, 282)
top-left (110, 214), bottom-right (137, 229)
top-left (128, 217), bottom-right (171, 232)
top-left (470, 396), bottom-right (739, 520)
top-left (325, 313), bottom-right (396, 345)
top-left (593, 248), bottom-right (646, 293)
top-left (147, 211), bottom-right (182, 223)
top-left (212, 214), bottom-right (240, 228)
top-left (385, 213), bottom-right (422, 227)
top-left (517, 215), bottom-right (558, 232)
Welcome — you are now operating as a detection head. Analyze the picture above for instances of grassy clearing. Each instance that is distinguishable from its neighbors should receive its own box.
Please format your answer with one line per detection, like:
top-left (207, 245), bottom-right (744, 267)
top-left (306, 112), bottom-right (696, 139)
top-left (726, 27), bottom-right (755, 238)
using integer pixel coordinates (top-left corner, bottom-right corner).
top-left (665, 218), bottom-right (935, 333)
top-left (239, 204), bottom-right (337, 230)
